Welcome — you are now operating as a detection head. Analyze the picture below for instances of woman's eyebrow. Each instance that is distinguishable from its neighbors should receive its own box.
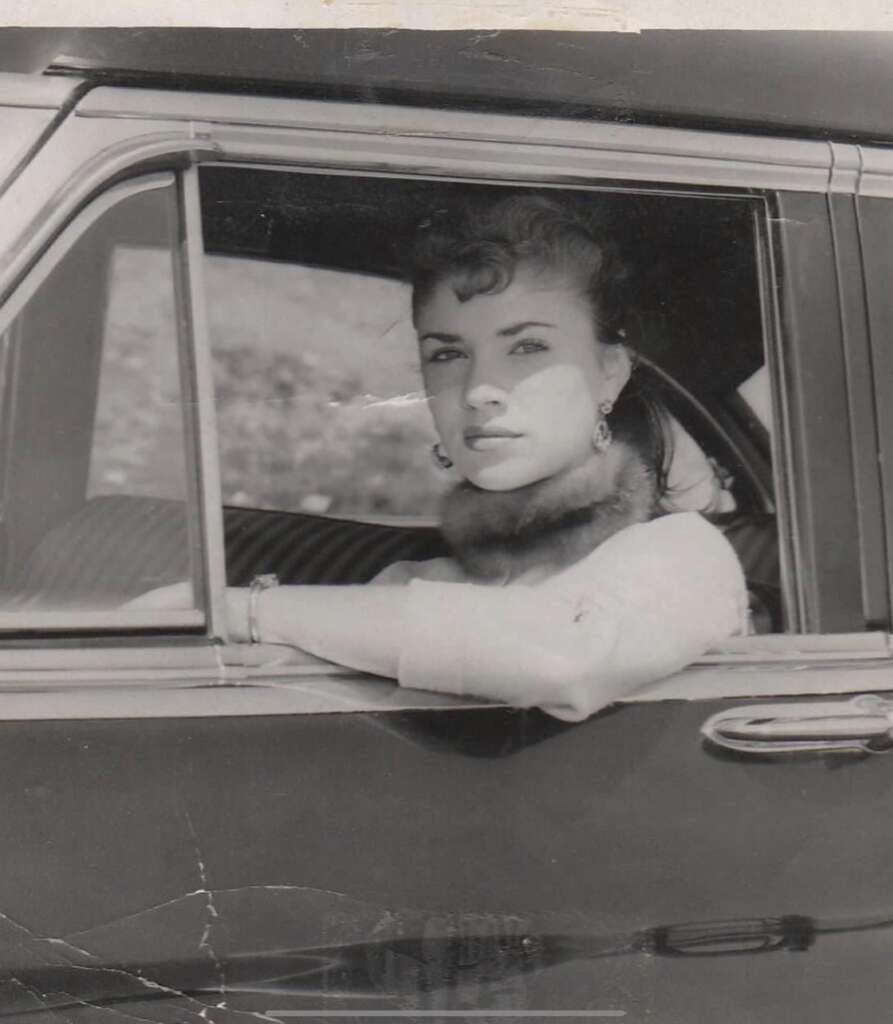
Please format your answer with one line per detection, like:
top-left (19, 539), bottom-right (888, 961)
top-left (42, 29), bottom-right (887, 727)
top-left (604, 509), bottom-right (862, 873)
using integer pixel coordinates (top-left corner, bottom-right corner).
top-left (419, 331), bottom-right (464, 344)
top-left (498, 320), bottom-right (556, 337)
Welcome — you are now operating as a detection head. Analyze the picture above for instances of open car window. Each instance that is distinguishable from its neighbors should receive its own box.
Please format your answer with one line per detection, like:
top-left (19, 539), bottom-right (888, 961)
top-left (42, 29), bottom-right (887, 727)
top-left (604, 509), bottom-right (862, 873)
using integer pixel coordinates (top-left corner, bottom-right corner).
top-left (199, 167), bottom-right (780, 627)
top-left (0, 174), bottom-right (205, 632)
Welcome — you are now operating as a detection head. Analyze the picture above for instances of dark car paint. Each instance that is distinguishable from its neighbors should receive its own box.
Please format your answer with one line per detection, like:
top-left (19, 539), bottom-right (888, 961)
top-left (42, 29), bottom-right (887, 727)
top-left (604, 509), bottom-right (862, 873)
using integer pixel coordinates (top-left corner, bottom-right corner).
top-left (2, 28), bottom-right (893, 144)
top-left (2, 704), bottom-right (893, 1020)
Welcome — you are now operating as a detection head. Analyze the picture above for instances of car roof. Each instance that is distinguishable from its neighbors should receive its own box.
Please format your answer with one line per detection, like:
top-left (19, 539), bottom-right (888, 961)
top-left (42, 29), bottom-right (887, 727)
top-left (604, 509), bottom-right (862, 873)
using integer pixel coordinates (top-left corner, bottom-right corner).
top-left (2, 28), bottom-right (893, 145)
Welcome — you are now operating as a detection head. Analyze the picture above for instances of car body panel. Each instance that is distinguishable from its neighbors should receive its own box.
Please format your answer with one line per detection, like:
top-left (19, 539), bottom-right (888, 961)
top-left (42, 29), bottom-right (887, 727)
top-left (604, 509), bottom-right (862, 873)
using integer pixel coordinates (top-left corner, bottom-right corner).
top-left (3, 705), bottom-right (893, 1021)
top-left (0, 74), bottom-right (84, 197)
top-left (22, 29), bottom-right (893, 143)
top-left (0, 106), bottom-right (62, 195)
top-left (855, 195), bottom-right (893, 620)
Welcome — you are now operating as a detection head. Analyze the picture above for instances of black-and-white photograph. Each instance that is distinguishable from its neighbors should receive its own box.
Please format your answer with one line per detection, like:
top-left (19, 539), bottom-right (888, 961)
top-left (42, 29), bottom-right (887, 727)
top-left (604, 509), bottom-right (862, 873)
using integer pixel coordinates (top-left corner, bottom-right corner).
top-left (0, 18), bottom-right (892, 1022)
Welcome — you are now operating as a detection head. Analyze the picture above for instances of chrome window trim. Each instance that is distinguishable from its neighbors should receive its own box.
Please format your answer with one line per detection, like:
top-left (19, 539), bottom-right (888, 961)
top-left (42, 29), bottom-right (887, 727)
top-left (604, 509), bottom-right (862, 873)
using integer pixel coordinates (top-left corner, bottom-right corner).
top-left (0, 93), bottom-right (843, 308)
top-left (76, 88), bottom-right (836, 187)
top-left (0, 317), bottom-right (22, 522)
top-left (0, 638), bottom-right (890, 721)
top-left (0, 73), bottom-right (84, 109)
top-left (857, 147), bottom-right (893, 199)
top-left (0, 108), bottom-right (59, 193)
top-left (637, 647), bottom-right (893, 702)
top-left (204, 122), bottom-right (835, 196)
top-left (0, 631), bottom-right (885, 678)
top-left (0, 672), bottom-right (482, 720)
top-left (829, 142), bottom-right (862, 194)
top-left (13, 93), bottom-right (893, 315)
top-left (76, 88), bottom-right (893, 201)
top-left (702, 631), bottom-right (891, 661)
top-left (0, 610), bottom-right (204, 633)
top-left (177, 165), bottom-right (230, 642)
top-left (0, 643), bottom-right (226, 674)
top-left (758, 199), bottom-right (803, 631)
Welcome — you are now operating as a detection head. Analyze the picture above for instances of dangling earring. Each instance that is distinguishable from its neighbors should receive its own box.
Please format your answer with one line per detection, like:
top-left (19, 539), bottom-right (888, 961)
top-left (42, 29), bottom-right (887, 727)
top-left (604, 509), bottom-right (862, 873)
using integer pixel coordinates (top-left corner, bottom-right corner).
top-left (591, 399), bottom-right (614, 453)
top-left (431, 443), bottom-right (454, 470)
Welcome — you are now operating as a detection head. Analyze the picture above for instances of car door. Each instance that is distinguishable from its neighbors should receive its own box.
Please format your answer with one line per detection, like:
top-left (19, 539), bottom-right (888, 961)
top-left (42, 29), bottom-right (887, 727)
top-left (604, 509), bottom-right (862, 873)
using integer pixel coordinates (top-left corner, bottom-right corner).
top-left (0, 84), bottom-right (891, 1024)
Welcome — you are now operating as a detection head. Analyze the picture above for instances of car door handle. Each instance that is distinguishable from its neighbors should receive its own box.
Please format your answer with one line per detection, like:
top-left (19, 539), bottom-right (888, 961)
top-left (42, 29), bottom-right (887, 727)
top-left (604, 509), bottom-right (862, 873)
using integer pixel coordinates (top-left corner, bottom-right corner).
top-left (701, 695), bottom-right (893, 755)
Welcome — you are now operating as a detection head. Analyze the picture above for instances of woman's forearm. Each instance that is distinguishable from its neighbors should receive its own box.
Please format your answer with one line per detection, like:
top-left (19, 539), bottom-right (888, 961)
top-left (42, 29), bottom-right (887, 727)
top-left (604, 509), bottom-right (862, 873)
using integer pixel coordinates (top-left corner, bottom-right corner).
top-left (223, 513), bottom-right (746, 720)
top-left (231, 584), bottom-right (410, 679)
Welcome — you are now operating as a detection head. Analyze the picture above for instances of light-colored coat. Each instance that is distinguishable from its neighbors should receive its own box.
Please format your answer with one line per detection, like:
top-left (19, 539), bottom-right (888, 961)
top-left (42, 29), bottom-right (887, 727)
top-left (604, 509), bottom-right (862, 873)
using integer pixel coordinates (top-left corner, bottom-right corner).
top-left (373, 511), bottom-right (748, 721)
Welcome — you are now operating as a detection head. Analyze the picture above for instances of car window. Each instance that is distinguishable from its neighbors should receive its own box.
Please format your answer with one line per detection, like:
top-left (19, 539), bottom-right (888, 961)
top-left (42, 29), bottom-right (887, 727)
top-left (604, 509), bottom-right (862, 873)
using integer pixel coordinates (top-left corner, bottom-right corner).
top-left (87, 244), bottom-right (187, 501)
top-left (199, 167), bottom-right (782, 625)
top-left (0, 175), bottom-right (205, 626)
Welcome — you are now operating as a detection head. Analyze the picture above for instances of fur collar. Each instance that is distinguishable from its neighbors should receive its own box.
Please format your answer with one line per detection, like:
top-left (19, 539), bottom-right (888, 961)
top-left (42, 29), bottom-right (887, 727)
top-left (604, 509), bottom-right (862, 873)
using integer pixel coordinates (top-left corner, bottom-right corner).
top-left (440, 442), bottom-right (657, 582)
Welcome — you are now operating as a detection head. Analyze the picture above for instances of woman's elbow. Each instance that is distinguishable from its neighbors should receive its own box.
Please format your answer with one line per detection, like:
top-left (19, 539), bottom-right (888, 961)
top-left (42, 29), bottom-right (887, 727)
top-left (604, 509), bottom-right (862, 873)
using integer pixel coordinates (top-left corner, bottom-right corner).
top-left (521, 634), bottom-right (706, 723)
top-left (507, 647), bottom-right (618, 723)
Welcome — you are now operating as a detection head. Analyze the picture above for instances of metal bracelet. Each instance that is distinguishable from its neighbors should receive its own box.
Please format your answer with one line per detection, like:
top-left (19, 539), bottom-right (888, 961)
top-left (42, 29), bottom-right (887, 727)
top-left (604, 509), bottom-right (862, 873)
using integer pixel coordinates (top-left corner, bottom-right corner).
top-left (248, 573), bottom-right (279, 643)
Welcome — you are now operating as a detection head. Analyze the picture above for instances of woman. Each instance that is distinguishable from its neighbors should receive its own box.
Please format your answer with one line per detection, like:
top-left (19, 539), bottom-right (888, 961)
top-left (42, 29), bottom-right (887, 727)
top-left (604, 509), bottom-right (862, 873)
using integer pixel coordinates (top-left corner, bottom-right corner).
top-left (138, 194), bottom-right (748, 721)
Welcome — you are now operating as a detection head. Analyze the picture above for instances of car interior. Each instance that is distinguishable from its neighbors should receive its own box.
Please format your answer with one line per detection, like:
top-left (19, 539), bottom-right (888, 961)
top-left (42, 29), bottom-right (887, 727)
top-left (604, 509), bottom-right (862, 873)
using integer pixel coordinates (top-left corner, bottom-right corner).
top-left (0, 167), bottom-right (782, 633)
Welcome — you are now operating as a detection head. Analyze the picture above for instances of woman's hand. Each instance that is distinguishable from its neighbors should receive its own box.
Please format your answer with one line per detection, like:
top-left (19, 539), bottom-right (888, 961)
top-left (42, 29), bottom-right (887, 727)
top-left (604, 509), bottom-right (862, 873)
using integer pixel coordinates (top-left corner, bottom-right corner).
top-left (124, 580), bottom-right (404, 678)
top-left (224, 586), bottom-right (251, 643)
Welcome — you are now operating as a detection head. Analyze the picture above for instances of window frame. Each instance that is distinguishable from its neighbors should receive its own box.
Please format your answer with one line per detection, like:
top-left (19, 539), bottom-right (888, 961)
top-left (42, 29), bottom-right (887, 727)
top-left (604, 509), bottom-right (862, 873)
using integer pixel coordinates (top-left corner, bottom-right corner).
top-left (856, 189), bottom-right (893, 630)
top-left (0, 171), bottom-right (209, 637)
top-left (766, 190), bottom-right (884, 634)
top-left (186, 159), bottom-right (826, 643)
top-left (0, 88), bottom-right (887, 714)
top-left (178, 108), bottom-right (884, 676)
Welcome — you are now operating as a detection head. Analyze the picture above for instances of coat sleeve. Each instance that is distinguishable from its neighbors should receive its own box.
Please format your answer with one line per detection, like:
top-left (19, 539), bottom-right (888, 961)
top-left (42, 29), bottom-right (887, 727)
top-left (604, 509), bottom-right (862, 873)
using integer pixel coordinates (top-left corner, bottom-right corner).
top-left (395, 513), bottom-right (749, 721)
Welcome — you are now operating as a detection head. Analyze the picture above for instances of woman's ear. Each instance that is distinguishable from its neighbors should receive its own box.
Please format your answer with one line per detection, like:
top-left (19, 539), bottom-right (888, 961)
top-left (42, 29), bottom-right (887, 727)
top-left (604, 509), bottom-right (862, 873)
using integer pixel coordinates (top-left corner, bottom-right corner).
top-left (602, 343), bottom-right (633, 400)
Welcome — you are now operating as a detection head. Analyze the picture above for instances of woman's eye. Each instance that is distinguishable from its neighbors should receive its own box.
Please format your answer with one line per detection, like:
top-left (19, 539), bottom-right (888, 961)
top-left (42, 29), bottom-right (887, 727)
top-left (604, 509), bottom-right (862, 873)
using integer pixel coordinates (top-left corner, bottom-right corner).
top-left (511, 338), bottom-right (548, 355)
top-left (426, 348), bottom-right (466, 364)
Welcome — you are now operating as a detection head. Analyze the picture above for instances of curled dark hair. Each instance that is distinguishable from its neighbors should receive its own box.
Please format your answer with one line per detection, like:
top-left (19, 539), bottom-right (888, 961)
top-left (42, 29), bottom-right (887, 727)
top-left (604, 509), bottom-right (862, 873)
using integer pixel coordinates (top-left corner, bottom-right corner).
top-left (408, 193), bottom-right (673, 501)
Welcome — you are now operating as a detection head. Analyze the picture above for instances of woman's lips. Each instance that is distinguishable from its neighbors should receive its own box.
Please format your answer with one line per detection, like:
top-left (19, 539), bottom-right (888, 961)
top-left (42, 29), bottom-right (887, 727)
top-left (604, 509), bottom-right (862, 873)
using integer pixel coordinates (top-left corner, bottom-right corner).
top-left (463, 427), bottom-right (522, 452)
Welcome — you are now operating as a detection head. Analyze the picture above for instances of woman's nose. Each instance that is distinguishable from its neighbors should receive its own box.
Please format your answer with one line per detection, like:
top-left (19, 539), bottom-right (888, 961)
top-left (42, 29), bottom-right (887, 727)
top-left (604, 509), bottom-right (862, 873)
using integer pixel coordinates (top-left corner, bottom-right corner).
top-left (463, 381), bottom-right (508, 410)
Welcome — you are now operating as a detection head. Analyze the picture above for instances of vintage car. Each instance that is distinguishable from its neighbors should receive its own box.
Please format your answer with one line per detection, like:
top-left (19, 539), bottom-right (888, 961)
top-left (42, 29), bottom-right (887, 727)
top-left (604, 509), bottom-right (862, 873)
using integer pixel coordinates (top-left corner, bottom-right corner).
top-left (1, 27), bottom-right (893, 1023)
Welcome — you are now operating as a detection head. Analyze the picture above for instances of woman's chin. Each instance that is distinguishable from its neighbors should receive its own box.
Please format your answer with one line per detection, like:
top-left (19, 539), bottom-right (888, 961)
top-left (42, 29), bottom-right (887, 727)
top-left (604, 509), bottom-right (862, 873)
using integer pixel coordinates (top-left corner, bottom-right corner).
top-left (461, 462), bottom-right (546, 492)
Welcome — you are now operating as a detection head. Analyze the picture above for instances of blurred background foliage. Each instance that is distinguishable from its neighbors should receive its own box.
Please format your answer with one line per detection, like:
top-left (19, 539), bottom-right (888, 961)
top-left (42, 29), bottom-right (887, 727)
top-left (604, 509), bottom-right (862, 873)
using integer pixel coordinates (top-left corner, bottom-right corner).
top-left (212, 342), bottom-right (445, 518)
top-left (91, 246), bottom-right (447, 520)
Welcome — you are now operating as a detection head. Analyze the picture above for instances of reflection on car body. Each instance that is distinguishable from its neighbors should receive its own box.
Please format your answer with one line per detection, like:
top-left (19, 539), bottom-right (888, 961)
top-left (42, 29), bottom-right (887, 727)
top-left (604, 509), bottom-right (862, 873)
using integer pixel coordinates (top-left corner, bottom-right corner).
top-left (1, 27), bottom-right (893, 1022)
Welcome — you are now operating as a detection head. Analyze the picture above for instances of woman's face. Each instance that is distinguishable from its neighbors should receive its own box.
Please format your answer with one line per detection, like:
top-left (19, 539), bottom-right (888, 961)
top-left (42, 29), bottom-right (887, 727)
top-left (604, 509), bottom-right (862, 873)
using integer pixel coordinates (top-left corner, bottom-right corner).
top-left (417, 263), bottom-right (631, 491)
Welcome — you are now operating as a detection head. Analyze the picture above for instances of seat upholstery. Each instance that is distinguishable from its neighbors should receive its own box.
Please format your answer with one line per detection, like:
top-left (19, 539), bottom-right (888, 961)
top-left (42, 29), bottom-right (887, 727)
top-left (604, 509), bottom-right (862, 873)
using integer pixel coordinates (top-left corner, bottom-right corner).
top-left (4, 495), bottom-right (447, 607)
top-left (3, 493), bottom-right (780, 629)
top-left (223, 504), bottom-right (447, 585)
top-left (712, 511), bottom-right (781, 633)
